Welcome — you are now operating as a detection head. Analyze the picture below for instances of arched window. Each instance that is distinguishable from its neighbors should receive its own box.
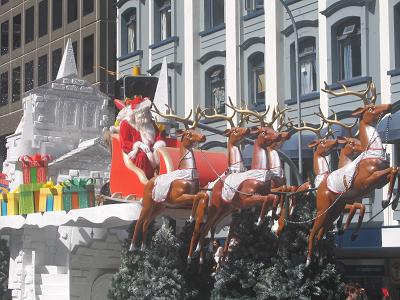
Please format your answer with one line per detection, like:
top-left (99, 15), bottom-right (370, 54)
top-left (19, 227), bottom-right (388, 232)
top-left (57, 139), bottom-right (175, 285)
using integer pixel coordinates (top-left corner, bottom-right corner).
top-left (394, 3), bottom-right (400, 68)
top-left (248, 52), bottom-right (265, 106)
top-left (155, 0), bottom-right (171, 41)
top-left (332, 17), bottom-right (361, 81)
top-left (205, 65), bottom-right (225, 114)
top-left (122, 8), bottom-right (137, 55)
top-left (290, 37), bottom-right (317, 98)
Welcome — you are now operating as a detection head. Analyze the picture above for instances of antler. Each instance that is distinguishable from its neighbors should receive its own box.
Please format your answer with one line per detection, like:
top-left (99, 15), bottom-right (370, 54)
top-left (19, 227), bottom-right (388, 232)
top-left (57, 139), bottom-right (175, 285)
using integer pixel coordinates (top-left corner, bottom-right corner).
top-left (315, 107), bottom-right (357, 137)
top-left (226, 97), bottom-right (269, 127)
top-left (321, 81), bottom-right (374, 105)
top-left (190, 106), bottom-right (202, 129)
top-left (290, 118), bottom-right (325, 139)
top-left (201, 107), bottom-right (236, 127)
top-left (274, 106), bottom-right (291, 130)
top-left (152, 104), bottom-right (193, 130)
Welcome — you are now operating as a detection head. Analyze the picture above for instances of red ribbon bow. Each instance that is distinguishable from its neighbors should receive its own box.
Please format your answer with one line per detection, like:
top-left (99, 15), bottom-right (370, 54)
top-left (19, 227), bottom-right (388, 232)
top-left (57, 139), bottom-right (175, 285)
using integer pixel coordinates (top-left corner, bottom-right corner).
top-left (18, 154), bottom-right (52, 167)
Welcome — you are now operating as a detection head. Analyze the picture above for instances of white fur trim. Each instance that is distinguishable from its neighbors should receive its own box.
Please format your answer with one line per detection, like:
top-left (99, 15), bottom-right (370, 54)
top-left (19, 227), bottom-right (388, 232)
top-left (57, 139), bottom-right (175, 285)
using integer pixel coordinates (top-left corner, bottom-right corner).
top-left (132, 98), bottom-right (152, 112)
top-left (153, 140), bottom-right (166, 150)
top-left (132, 141), bottom-right (144, 151)
top-left (128, 149), bottom-right (139, 160)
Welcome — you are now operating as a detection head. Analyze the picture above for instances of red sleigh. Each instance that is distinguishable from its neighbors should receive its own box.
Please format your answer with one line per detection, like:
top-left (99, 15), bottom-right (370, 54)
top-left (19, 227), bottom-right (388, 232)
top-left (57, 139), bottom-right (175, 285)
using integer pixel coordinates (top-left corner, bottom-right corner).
top-left (109, 134), bottom-right (228, 198)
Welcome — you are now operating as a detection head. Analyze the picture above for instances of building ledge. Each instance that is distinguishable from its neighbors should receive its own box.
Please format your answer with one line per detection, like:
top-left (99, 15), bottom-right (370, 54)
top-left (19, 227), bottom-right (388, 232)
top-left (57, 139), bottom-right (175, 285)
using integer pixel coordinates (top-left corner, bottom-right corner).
top-left (325, 76), bottom-right (372, 91)
top-left (117, 50), bottom-right (143, 62)
top-left (387, 68), bottom-right (400, 77)
top-left (242, 10), bottom-right (264, 21)
top-left (199, 24), bottom-right (226, 37)
top-left (149, 36), bottom-right (179, 50)
top-left (284, 91), bottom-right (320, 105)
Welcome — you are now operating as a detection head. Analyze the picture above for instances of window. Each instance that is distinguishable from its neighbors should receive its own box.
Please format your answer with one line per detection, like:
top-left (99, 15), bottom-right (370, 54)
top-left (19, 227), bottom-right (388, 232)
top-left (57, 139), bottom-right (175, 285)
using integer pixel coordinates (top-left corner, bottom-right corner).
top-left (122, 8), bottom-right (137, 54)
top-left (72, 41), bottom-right (78, 67)
top-left (39, 0), bottom-right (48, 37)
top-left (1, 21), bottom-right (8, 56)
top-left (1, 0), bottom-right (8, 4)
top-left (24, 60), bottom-right (34, 92)
top-left (245, 0), bottom-right (263, 14)
top-left (332, 18), bottom-right (361, 81)
top-left (154, 0), bottom-right (171, 41)
top-left (68, 0), bottom-right (78, 23)
top-left (38, 54), bottom-right (48, 86)
top-left (25, 6), bottom-right (34, 44)
top-left (52, 48), bottom-right (62, 80)
top-left (83, 0), bottom-right (94, 16)
top-left (204, 0), bottom-right (224, 30)
top-left (395, 3), bottom-right (400, 68)
top-left (83, 34), bottom-right (94, 76)
top-left (290, 37), bottom-right (317, 97)
top-left (12, 66), bottom-right (21, 102)
top-left (52, 0), bottom-right (62, 31)
top-left (248, 52), bottom-right (264, 106)
top-left (205, 66), bottom-right (225, 114)
top-left (13, 14), bottom-right (21, 50)
top-left (0, 72), bottom-right (7, 107)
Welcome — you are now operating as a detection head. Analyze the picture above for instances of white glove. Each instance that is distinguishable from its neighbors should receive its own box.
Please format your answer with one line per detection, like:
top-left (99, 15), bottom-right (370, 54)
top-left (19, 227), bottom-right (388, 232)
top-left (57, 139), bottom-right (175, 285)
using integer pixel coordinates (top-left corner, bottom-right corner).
top-left (139, 143), bottom-right (151, 153)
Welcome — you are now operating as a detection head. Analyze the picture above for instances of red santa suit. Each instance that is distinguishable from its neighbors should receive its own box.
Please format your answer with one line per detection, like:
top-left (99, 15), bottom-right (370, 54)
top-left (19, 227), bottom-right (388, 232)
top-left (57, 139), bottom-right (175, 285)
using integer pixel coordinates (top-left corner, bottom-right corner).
top-left (119, 97), bottom-right (166, 179)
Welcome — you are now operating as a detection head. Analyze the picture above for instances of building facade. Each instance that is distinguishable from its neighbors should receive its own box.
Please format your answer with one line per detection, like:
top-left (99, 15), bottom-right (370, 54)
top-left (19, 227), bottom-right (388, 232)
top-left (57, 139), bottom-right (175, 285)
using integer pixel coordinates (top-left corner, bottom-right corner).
top-left (116, 0), bottom-right (400, 297)
top-left (0, 0), bottom-right (116, 171)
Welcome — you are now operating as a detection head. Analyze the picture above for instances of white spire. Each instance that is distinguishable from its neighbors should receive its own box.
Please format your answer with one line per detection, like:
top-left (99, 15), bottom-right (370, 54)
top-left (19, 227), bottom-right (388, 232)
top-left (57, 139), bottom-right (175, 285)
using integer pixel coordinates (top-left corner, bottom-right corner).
top-left (153, 57), bottom-right (168, 110)
top-left (56, 38), bottom-right (78, 80)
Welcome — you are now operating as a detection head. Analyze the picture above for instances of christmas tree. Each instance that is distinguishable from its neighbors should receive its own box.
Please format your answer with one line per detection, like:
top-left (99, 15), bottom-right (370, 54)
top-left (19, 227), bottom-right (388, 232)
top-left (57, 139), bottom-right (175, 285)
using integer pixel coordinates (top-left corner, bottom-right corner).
top-left (212, 196), bottom-right (345, 300)
top-left (0, 238), bottom-right (10, 299)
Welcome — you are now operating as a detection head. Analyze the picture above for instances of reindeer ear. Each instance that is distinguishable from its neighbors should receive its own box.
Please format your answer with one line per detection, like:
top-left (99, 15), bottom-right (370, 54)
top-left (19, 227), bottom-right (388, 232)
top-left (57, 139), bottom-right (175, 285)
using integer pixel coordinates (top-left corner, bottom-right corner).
top-left (308, 140), bottom-right (319, 148)
top-left (223, 129), bottom-right (231, 137)
top-left (175, 129), bottom-right (185, 137)
top-left (337, 136), bottom-right (347, 144)
top-left (352, 107), bottom-right (367, 117)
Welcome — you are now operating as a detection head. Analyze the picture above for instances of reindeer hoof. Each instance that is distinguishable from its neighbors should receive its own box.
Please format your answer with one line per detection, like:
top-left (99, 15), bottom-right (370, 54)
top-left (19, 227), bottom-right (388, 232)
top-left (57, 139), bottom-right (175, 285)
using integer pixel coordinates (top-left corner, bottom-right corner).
top-left (187, 256), bottom-right (192, 264)
top-left (351, 233), bottom-right (359, 241)
top-left (255, 217), bottom-right (262, 226)
top-left (188, 216), bottom-right (195, 223)
top-left (141, 244), bottom-right (147, 251)
top-left (305, 257), bottom-right (311, 267)
top-left (128, 242), bottom-right (135, 252)
top-left (382, 200), bottom-right (390, 208)
top-left (392, 197), bottom-right (399, 210)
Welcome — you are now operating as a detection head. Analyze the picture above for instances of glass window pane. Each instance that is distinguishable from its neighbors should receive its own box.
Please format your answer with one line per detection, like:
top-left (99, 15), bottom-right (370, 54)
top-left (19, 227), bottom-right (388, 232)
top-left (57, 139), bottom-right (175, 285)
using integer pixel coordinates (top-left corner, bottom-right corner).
top-left (0, 72), bottom-right (7, 107)
top-left (207, 66), bottom-right (225, 114)
top-left (68, 0), bottom-right (78, 23)
top-left (1, 21), bottom-right (8, 55)
top-left (72, 41), bottom-right (78, 68)
top-left (38, 54), bottom-right (48, 86)
top-left (52, 0), bottom-right (62, 30)
top-left (52, 48), bottom-right (62, 80)
top-left (212, 0), bottom-right (224, 27)
top-left (25, 6), bottom-right (34, 44)
top-left (12, 66), bottom-right (21, 102)
top-left (13, 14), bottom-right (21, 50)
top-left (125, 9), bottom-right (136, 53)
top-left (1, 0), bottom-right (9, 4)
top-left (83, 0), bottom-right (94, 16)
top-left (39, 0), bottom-right (48, 37)
top-left (24, 60), bottom-right (34, 92)
top-left (83, 34), bottom-right (94, 76)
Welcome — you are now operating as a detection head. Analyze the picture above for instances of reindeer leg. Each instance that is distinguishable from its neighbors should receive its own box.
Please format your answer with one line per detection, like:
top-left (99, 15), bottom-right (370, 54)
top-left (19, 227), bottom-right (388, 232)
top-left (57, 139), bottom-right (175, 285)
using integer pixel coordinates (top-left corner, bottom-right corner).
top-left (141, 204), bottom-right (164, 251)
top-left (130, 202), bottom-right (154, 251)
top-left (392, 169), bottom-right (400, 210)
top-left (348, 203), bottom-right (365, 241)
top-left (372, 167), bottom-right (397, 208)
top-left (337, 204), bottom-right (352, 235)
top-left (189, 192), bottom-right (204, 222)
top-left (343, 204), bottom-right (357, 231)
top-left (188, 193), bottom-right (208, 263)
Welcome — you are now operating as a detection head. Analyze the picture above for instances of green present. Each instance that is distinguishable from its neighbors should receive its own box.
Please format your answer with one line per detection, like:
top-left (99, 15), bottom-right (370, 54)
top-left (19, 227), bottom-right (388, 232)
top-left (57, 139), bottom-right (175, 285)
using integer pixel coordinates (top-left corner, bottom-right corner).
top-left (19, 183), bottom-right (43, 214)
top-left (62, 178), bottom-right (95, 209)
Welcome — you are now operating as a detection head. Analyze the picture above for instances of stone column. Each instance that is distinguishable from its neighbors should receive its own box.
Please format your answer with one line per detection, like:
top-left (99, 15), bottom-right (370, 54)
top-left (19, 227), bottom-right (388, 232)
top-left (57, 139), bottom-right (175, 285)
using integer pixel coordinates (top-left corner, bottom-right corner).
top-left (318, 0), bottom-right (329, 117)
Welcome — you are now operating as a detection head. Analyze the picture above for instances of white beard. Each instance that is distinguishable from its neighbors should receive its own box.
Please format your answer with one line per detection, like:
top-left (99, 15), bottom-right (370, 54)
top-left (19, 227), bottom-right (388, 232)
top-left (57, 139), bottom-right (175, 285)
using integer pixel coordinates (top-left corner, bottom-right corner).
top-left (126, 107), bottom-right (155, 146)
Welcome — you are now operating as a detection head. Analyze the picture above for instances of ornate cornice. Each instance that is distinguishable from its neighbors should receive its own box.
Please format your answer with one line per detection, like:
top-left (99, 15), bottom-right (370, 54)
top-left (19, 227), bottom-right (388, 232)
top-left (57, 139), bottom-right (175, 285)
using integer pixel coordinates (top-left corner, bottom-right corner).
top-left (320, 0), bottom-right (367, 17)
top-left (198, 51), bottom-right (226, 65)
top-left (281, 20), bottom-right (318, 37)
top-left (147, 62), bottom-right (182, 75)
top-left (240, 37), bottom-right (265, 51)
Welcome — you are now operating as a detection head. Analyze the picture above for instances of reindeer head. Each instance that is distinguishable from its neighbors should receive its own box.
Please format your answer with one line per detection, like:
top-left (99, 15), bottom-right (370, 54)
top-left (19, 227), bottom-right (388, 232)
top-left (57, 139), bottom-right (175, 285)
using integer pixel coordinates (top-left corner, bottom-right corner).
top-left (338, 136), bottom-right (363, 157)
top-left (322, 81), bottom-right (392, 126)
top-left (202, 97), bottom-right (250, 146)
top-left (270, 107), bottom-right (293, 150)
top-left (153, 105), bottom-right (206, 149)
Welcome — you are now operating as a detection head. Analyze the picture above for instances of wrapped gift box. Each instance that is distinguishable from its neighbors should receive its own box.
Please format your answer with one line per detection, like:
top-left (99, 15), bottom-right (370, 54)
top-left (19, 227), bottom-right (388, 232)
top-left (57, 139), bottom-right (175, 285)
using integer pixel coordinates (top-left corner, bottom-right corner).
top-left (39, 182), bottom-right (63, 212)
top-left (0, 173), bottom-right (9, 188)
top-left (19, 154), bottom-right (51, 184)
top-left (7, 189), bottom-right (19, 216)
top-left (62, 178), bottom-right (95, 210)
top-left (19, 183), bottom-right (43, 214)
top-left (0, 192), bottom-right (7, 216)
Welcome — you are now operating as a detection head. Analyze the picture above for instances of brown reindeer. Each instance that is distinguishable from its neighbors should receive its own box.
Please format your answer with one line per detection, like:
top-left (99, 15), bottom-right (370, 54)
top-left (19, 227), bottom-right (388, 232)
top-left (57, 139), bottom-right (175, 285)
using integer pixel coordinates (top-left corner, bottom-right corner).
top-left (192, 106), bottom-right (282, 264)
top-left (186, 104), bottom-right (250, 262)
top-left (130, 105), bottom-right (207, 251)
top-left (305, 81), bottom-right (396, 266)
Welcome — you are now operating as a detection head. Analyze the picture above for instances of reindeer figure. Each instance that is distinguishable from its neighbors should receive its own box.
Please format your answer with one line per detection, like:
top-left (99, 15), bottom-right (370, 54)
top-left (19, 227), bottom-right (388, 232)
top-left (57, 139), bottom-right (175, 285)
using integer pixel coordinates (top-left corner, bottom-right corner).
top-left (187, 102), bottom-right (250, 261)
top-left (306, 81), bottom-right (396, 266)
top-left (315, 107), bottom-right (365, 235)
top-left (192, 105), bottom-right (282, 264)
top-left (130, 106), bottom-right (206, 251)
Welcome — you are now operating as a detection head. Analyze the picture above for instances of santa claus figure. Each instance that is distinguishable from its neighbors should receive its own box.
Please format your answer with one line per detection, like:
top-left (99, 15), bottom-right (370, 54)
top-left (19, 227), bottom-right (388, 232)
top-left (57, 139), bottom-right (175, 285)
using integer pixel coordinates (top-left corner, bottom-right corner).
top-left (119, 96), bottom-right (166, 179)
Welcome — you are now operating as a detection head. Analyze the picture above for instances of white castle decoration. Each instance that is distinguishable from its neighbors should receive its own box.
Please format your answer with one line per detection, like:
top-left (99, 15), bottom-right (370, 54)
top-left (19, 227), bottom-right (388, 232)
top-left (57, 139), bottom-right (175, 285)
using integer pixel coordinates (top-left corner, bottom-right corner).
top-left (2, 39), bottom-right (112, 191)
